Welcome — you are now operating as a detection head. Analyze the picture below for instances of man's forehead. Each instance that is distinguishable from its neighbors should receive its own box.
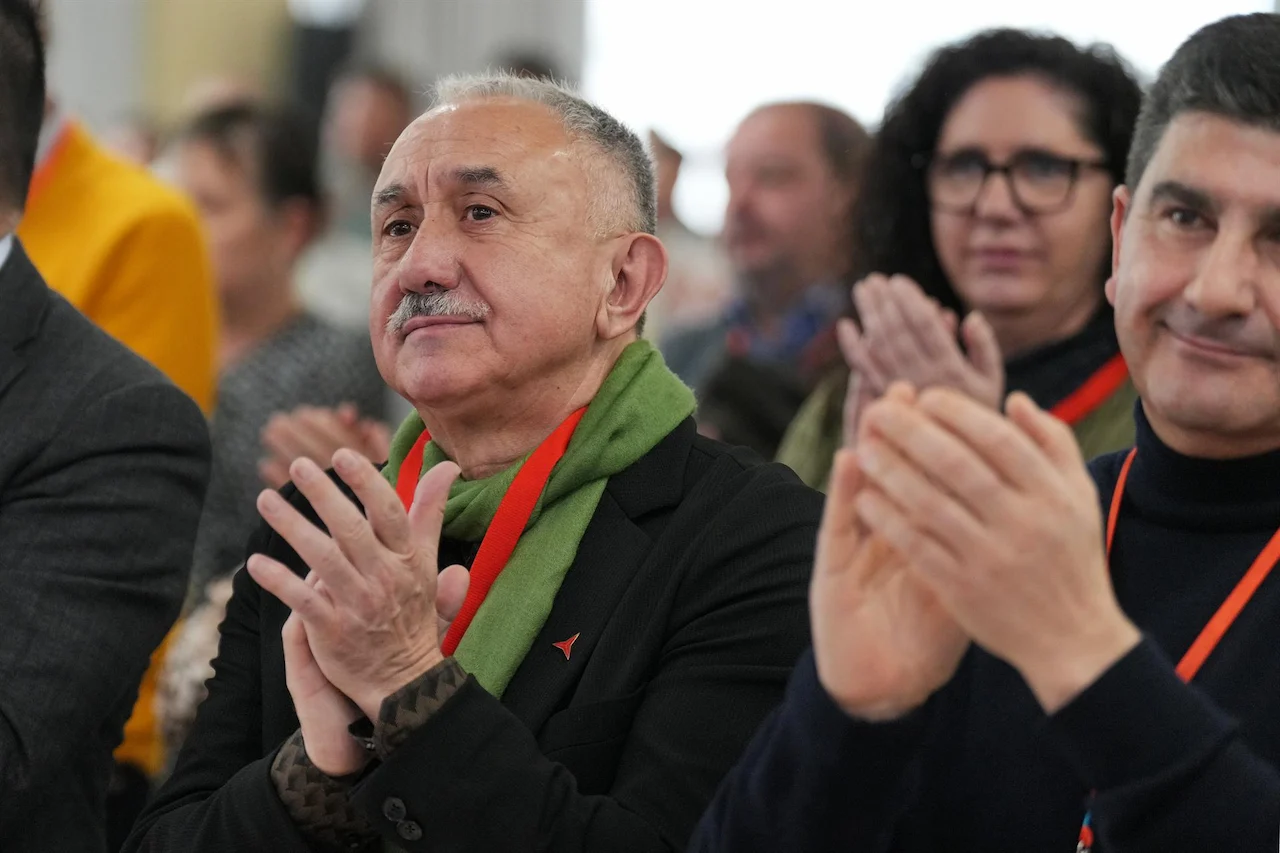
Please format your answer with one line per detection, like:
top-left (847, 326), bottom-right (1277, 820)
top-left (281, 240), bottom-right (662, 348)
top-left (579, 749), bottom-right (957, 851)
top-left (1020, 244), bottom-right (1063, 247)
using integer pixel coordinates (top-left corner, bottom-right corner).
top-left (727, 107), bottom-right (821, 162)
top-left (1139, 112), bottom-right (1280, 208)
top-left (382, 100), bottom-right (572, 179)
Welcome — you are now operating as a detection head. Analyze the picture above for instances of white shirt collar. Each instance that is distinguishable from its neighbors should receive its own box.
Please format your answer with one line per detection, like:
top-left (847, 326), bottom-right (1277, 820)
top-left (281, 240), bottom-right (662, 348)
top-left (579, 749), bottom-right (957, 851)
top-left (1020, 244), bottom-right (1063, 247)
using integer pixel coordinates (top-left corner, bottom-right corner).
top-left (0, 234), bottom-right (13, 273)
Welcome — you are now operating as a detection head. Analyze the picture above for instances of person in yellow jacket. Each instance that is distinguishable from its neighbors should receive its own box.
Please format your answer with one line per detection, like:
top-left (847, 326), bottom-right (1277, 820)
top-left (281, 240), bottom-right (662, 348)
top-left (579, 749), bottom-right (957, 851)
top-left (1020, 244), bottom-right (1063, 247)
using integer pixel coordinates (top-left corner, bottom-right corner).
top-left (18, 109), bottom-right (218, 847)
top-left (19, 112), bottom-right (218, 411)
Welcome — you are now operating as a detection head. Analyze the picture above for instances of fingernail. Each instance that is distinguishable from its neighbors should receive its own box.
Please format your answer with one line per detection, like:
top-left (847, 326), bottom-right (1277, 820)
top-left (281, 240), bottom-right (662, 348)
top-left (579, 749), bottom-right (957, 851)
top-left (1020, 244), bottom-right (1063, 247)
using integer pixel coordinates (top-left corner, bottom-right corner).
top-left (292, 460), bottom-right (314, 482)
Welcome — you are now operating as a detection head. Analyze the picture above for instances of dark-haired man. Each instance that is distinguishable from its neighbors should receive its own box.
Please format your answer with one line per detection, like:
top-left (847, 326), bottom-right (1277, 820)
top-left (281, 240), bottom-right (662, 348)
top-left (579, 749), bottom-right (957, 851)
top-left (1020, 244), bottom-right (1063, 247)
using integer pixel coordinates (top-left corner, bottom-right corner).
top-left (694, 12), bottom-right (1280, 852)
top-left (0, 1), bottom-right (211, 850)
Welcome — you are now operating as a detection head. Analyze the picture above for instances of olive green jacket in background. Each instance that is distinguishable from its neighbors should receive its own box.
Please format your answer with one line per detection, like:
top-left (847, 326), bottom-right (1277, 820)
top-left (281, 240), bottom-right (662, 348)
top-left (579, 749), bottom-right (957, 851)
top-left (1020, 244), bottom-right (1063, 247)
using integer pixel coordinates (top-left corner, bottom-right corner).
top-left (776, 370), bottom-right (1140, 492)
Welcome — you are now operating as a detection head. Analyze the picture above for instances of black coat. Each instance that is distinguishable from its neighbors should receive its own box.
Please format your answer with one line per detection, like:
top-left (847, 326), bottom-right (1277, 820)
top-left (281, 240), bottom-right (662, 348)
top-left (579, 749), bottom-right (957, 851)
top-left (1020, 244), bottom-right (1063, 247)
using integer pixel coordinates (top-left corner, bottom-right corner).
top-left (0, 240), bottom-right (210, 852)
top-left (127, 418), bottom-right (820, 852)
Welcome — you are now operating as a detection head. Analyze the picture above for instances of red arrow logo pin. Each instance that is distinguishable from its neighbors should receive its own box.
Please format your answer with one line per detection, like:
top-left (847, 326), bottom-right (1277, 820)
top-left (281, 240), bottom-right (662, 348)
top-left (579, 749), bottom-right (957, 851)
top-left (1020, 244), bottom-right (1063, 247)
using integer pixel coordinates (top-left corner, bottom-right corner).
top-left (552, 632), bottom-right (581, 660)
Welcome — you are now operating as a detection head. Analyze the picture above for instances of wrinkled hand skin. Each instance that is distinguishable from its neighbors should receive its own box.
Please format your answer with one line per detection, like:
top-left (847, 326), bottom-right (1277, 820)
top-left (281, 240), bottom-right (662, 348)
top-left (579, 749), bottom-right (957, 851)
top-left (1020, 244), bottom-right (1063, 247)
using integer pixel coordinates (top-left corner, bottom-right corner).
top-left (853, 386), bottom-right (1141, 714)
top-left (248, 451), bottom-right (470, 726)
top-left (260, 404), bottom-right (392, 490)
top-left (812, 383), bottom-right (969, 721)
top-left (837, 273), bottom-right (1004, 449)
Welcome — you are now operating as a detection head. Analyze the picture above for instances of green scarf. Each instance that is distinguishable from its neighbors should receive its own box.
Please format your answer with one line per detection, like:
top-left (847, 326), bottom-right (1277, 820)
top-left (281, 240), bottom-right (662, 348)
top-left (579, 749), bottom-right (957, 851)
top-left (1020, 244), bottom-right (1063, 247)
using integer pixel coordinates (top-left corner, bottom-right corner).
top-left (381, 339), bottom-right (695, 698)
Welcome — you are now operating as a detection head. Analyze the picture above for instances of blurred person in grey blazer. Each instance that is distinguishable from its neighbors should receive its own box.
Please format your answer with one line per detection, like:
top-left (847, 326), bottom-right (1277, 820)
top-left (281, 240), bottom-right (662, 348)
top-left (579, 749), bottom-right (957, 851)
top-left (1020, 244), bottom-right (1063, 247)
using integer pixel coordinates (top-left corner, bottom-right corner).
top-left (0, 1), bottom-right (211, 850)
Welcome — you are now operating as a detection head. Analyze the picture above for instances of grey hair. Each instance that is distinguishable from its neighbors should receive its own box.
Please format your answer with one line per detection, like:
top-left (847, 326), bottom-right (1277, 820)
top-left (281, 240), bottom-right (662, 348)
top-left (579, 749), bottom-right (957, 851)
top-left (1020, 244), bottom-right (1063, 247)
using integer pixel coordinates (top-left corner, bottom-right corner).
top-left (430, 72), bottom-right (657, 237)
top-left (1127, 13), bottom-right (1280, 192)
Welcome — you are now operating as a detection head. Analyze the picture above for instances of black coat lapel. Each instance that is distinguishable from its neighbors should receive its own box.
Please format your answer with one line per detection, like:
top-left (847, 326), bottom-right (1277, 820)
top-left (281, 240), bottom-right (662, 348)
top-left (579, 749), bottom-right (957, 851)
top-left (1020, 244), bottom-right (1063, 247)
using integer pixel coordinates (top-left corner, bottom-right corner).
top-left (0, 241), bottom-right (49, 401)
top-left (0, 342), bottom-right (23, 401)
top-left (500, 493), bottom-right (652, 731)
top-left (499, 418), bottom-right (695, 731)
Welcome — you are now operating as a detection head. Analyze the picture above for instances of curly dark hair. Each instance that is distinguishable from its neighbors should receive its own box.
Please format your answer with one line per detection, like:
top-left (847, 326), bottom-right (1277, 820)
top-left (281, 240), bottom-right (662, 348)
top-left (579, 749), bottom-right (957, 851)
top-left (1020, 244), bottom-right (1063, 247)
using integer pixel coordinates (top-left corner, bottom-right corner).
top-left (853, 28), bottom-right (1144, 315)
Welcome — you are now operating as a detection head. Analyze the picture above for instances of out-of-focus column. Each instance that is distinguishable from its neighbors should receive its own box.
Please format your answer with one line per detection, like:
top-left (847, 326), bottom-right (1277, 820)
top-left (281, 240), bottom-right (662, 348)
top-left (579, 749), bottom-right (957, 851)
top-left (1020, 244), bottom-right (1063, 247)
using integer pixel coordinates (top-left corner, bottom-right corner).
top-left (45, 0), bottom-right (145, 131)
top-left (143, 0), bottom-right (291, 127)
top-left (358, 0), bottom-right (585, 103)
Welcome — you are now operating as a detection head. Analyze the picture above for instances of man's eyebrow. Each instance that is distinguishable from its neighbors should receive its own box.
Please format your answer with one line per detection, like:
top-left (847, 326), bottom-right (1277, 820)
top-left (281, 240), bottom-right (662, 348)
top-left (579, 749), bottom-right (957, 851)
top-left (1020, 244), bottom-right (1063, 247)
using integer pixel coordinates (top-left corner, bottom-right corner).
top-left (372, 183), bottom-right (408, 211)
top-left (448, 165), bottom-right (509, 191)
top-left (372, 168), bottom-right (509, 211)
top-left (1148, 180), bottom-right (1216, 214)
top-left (1148, 179), bottom-right (1280, 231)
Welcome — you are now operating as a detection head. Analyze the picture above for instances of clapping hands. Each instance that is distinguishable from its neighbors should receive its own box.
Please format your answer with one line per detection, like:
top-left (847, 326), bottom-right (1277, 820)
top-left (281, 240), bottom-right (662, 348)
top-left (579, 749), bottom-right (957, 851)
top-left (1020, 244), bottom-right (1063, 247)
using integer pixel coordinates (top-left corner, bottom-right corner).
top-left (813, 274), bottom-right (1138, 719)
top-left (813, 382), bottom-right (1139, 720)
top-left (248, 453), bottom-right (470, 775)
top-left (837, 274), bottom-right (1004, 448)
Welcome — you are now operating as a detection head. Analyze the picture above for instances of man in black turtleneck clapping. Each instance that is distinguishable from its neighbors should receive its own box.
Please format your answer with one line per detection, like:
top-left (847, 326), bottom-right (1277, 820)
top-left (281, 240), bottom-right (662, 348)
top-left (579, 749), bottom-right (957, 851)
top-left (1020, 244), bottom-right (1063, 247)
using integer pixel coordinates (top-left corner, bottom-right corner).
top-left (692, 12), bottom-right (1280, 853)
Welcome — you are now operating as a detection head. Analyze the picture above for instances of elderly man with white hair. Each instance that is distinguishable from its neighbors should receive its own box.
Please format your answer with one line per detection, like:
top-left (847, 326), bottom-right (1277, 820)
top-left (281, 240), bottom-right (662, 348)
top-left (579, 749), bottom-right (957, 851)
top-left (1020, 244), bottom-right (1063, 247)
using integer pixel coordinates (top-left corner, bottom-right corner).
top-left (124, 74), bottom-right (819, 853)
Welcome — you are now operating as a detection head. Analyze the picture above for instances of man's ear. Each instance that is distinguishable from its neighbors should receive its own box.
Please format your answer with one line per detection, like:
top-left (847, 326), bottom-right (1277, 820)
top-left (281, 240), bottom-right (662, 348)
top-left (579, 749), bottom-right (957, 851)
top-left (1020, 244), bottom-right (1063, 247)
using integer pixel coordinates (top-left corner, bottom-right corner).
top-left (597, 232), bottom-right (667, 340)
top-left (1105, 185), bottom-right (1131, 307)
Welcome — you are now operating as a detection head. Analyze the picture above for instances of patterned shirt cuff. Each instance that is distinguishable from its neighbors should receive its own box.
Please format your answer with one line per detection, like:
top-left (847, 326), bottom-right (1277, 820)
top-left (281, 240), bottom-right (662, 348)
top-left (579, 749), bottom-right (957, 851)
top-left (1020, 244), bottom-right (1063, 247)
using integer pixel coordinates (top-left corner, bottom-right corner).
top-left (372, 657), bottom-right (468, 760)
top-left (270, 728), bottom-right (377, 852)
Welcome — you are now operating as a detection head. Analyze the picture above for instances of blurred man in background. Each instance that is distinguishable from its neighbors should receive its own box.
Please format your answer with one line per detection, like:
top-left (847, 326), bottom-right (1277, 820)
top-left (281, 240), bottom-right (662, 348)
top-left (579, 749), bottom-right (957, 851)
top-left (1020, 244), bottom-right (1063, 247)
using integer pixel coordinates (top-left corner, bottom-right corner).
top-left (664, 102), bottom-right (870, 456)
top-left (297, 64), bottom-right (414, 331)
top-left (0, 3), bottom-right (210, 849)
top-left (167, 102), bottom-right (387, 604)
top-left (285, 64), bottom-right (417, 466)
top-left (320, 64), bottom-right (413, 243)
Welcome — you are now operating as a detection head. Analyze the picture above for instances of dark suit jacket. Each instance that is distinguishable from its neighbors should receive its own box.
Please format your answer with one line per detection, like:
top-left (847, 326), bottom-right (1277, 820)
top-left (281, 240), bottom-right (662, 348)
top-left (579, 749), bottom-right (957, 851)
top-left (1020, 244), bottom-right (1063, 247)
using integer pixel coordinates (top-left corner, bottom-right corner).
top-left (0, 240), bottom-right (211, 852)
top-left (126, 418), bottom-right (820, 852)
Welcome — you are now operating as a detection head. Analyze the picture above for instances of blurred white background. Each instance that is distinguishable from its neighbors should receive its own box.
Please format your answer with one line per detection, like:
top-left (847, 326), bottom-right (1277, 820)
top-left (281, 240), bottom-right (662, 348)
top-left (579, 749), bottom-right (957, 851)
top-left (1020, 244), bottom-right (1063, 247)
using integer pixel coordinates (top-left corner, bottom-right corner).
top-left (584, 0), bottom-right (1272, 233)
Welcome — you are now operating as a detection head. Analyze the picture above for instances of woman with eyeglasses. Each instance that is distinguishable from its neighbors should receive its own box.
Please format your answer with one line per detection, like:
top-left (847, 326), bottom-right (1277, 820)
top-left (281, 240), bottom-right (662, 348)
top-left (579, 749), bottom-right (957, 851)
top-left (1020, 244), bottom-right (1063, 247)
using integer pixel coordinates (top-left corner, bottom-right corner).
top-left (777, 29), bottom-right (1144, 490)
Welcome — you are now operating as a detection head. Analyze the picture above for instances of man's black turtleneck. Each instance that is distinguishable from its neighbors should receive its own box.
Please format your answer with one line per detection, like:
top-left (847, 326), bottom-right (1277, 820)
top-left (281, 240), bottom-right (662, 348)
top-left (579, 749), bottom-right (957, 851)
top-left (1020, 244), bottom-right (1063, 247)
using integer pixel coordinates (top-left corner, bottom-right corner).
top-left (692, 404), bottom-right (1280, 852)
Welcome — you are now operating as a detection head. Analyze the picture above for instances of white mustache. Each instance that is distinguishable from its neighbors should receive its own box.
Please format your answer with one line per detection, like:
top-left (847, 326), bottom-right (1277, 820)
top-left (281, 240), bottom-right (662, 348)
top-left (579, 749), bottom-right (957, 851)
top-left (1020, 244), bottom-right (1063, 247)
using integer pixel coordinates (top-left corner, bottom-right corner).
top-left (385, 290), bottom-right (492, 335)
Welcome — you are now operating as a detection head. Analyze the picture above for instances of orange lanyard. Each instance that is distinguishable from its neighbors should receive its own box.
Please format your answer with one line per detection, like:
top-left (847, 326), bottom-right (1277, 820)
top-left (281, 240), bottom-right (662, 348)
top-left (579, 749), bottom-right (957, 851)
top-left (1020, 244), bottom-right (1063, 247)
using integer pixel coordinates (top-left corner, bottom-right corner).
top-left (1051, 354), bottom-right (1130, 426)
top-left (1106, 448), bottom-right (1280, 680)
top-left (1078, 448), bottom-right (1280, 851)
top-left (395, 408), bottom-right (586, 656)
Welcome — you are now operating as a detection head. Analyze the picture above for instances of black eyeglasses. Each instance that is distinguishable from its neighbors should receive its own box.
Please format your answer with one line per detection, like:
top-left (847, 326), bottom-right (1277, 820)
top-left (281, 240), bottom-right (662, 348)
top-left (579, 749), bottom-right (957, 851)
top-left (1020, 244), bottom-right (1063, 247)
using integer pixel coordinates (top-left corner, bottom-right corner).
top-left (919, 149), bottom-right (1110, 215)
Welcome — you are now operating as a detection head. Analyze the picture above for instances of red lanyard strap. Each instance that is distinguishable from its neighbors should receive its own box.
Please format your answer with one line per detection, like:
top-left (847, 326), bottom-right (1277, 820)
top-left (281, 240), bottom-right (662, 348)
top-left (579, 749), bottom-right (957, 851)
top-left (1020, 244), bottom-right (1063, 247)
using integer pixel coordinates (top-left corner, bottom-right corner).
top-left (1051, 354), bottom-right (1130, 426)
top-left (396, 408), bottom-right (586, 655)
top-left (1105, 447), bottom-right (1280, 680)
